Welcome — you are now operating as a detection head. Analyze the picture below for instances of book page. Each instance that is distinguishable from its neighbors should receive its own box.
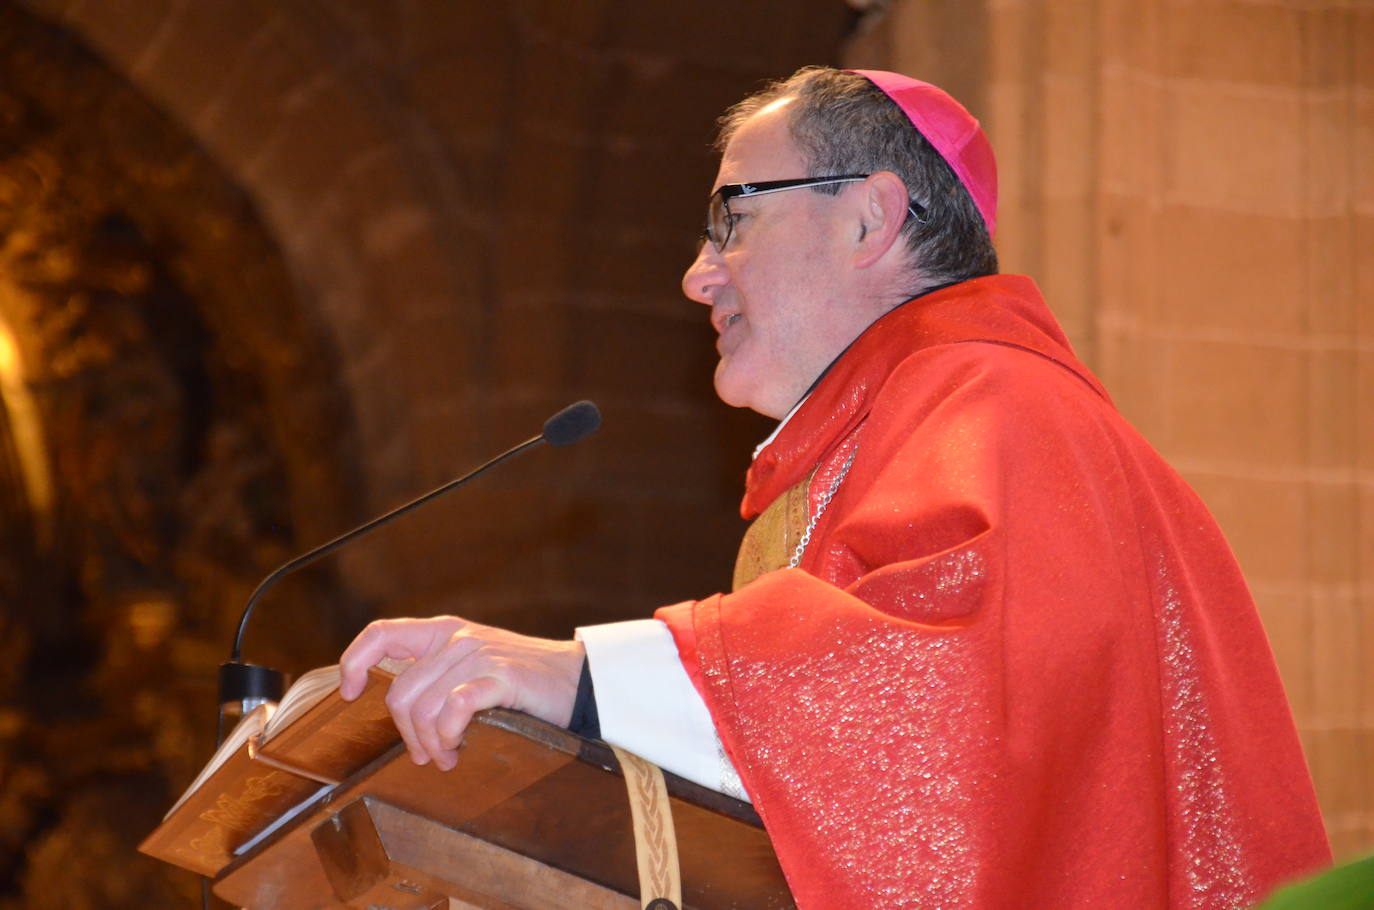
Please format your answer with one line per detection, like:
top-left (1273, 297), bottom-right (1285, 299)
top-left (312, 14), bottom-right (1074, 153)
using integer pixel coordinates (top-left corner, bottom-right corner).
top-left (261, 656), bottom-right (410, 741)
top-left (261, 664), bottom-right (342, 740)
top-left (164, 702), bottom-right (275, 818)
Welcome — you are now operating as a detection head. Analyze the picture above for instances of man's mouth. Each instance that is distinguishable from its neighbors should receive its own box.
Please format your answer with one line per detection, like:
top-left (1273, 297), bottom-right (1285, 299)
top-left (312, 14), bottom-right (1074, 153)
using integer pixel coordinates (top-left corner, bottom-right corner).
top-left (716, 312), bottom-right (744, 354)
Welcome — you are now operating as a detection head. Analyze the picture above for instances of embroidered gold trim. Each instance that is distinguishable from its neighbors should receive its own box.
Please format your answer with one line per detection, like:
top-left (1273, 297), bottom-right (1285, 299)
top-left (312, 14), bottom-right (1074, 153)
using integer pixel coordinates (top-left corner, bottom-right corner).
top-left (610, 745), bottom-right (682, 910)
top-left (733, 469), bottom-right (814, 591)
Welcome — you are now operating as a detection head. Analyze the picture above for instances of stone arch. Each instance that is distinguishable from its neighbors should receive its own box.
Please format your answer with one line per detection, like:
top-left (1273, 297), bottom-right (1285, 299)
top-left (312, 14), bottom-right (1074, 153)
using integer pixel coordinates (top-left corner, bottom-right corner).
top-left (0, 7), bottom-right (362, 903)
top-left (19, 0), bottom-right (493, 501)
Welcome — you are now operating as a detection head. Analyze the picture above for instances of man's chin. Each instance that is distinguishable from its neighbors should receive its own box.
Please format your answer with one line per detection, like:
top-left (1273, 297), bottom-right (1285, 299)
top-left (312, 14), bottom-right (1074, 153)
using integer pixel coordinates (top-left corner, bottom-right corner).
top-left (712, 368), bottom-right (754, 412)
top-left (713, 370), bottom-right (786, 420)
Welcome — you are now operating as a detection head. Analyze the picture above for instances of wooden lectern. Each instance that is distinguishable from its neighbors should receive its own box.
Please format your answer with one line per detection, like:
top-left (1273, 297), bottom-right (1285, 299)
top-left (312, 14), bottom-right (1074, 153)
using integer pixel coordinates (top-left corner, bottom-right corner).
top-left (197, 710), bottom-right (792, 909)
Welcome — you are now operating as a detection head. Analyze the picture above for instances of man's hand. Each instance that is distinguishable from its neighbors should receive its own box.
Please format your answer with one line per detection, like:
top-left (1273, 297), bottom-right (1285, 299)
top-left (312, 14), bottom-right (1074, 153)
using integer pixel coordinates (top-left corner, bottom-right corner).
top-left (338, 616), bottom-right (585, 771)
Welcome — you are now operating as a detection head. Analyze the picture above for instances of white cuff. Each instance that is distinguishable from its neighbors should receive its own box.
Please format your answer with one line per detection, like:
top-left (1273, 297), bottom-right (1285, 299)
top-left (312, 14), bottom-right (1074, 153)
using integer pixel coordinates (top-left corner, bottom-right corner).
top-left (576, 619), bottom-right (747, 802)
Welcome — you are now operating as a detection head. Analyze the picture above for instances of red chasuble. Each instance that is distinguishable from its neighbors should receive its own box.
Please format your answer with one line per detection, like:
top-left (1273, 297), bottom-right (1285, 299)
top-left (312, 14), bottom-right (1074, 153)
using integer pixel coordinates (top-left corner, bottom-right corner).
top-left (657, 275), bottom-right (1329, 909)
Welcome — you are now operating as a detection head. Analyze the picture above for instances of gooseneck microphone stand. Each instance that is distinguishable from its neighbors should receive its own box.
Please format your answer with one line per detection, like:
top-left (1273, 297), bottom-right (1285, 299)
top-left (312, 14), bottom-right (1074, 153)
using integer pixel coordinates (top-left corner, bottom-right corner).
top-left (199, 400), bottom-right (601, 909)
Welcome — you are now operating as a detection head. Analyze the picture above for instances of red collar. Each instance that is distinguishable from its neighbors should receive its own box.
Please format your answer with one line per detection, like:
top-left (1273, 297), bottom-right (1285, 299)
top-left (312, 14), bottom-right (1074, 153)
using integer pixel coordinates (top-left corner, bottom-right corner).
top-left (741, 275), bottom-right (1108, 518)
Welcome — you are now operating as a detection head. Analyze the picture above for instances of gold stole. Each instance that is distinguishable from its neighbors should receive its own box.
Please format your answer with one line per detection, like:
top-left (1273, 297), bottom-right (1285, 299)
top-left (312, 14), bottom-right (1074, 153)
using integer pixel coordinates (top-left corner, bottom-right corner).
top-left (731, 469), bottom-right (816, 591)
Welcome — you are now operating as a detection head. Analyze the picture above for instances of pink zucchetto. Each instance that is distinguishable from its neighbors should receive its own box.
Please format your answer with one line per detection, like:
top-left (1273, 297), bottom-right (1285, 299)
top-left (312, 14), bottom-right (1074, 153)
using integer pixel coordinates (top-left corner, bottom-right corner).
top-left (847, 69), bottom-right (998, 236)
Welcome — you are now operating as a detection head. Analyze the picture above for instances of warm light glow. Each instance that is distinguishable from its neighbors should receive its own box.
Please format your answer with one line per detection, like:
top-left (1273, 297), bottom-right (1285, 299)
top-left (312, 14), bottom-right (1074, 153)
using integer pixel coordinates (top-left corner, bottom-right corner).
top-left (0, 328), bottom-right (15, 374)
top-left (128, 598), bottom-right (176, 649)
top-left (0, 314), bottom-right (54, 542)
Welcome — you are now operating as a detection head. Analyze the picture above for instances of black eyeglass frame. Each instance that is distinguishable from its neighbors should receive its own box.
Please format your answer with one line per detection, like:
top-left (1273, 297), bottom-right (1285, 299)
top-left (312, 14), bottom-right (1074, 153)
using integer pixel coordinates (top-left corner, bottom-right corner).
top-left (702, 174), bottom-right (929, 252)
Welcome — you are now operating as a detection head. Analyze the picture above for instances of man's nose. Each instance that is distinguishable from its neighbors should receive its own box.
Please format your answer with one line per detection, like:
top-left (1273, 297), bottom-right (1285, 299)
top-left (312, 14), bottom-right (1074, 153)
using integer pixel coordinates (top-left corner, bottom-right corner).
top-left (682, 242), bottom-right (728, 305)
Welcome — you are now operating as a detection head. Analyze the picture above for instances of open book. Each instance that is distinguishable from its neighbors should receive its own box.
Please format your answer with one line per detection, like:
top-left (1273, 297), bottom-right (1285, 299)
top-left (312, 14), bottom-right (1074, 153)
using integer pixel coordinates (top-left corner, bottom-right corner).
top-left (140, 661), bottom-right (406, 877)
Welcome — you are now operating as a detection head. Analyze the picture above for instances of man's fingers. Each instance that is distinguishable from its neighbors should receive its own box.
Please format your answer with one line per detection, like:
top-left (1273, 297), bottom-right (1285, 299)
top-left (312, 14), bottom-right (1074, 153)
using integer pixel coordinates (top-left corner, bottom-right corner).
top-left (383, 671), bottom-right (428, 765)
top-left (383, 638), bottom-right (478, 764)
top-left (407, 656), bottom-right (507, 763)
top-left (430, 677), bottom-right (507, 771)
top-left (403, 656), bottom-right (484, 764)
top-left (339, 617), bottom-right (462, 700)
top-left (339, 619), bottom-right (412, 700)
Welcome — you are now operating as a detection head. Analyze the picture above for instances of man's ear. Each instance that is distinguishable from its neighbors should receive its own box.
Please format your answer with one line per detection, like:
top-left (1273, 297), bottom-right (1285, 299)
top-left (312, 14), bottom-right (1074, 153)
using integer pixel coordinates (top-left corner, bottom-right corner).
top-left (852, 171), bottom-right (911, 269)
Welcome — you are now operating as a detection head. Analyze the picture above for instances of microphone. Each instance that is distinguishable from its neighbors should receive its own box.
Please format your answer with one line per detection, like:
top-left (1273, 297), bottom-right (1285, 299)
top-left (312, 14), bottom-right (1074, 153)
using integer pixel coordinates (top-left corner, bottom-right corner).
top-left (217, 400), bottom-right (602, 721)
top-left (542, 399), bottom-right (601, 446)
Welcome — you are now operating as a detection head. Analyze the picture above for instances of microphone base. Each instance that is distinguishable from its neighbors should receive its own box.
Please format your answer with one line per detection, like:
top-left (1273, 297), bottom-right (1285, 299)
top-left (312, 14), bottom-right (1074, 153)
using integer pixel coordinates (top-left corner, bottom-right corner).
top-left (219, 661), bottom-right (285, 717)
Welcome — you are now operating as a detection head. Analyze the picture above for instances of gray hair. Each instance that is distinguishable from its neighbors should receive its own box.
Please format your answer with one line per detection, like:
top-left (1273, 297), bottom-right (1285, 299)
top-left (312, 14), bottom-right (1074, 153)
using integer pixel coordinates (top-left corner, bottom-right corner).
top-left (717, 66), bottom-right (998, 292)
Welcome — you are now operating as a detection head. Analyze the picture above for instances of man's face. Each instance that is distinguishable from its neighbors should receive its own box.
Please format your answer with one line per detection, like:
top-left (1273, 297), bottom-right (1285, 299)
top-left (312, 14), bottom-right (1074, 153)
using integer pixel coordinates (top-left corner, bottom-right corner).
top-left (682, 99), bottom-right (856, 420)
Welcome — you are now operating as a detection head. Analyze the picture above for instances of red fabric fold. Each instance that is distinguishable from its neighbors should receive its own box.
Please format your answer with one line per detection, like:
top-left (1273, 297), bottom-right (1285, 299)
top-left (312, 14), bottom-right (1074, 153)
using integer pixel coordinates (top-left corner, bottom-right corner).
top-left (657, 275), bottom-right (1328, 908)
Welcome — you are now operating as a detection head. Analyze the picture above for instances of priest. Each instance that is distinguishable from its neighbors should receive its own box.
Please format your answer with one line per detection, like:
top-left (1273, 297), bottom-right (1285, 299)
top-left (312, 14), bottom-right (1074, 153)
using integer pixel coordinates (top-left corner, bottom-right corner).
top-left (339, 66), bottom-right (1330, 908)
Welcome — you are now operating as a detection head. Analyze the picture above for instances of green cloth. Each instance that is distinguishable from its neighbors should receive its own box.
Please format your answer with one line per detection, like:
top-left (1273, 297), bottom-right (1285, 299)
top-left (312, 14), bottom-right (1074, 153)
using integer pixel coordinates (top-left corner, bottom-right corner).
top-left (1255, 853), bottom-right (1374, 909)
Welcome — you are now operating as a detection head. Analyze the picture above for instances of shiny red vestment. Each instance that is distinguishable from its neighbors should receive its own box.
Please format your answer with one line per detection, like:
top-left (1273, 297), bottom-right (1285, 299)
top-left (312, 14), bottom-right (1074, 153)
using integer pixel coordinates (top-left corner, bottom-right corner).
top-left (657, 276), bottom-right (1329, 909)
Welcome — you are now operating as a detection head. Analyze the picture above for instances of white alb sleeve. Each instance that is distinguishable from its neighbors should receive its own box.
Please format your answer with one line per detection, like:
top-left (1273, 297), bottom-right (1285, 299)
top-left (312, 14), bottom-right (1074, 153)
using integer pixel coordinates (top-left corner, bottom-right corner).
top-left (575, 619), bottom-right (748, 802)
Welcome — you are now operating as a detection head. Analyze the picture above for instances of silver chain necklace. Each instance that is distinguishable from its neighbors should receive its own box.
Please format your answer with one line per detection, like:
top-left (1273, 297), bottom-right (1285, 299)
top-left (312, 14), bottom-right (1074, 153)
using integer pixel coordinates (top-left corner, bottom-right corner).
top-left (790, 444), bottom-right (859, 568)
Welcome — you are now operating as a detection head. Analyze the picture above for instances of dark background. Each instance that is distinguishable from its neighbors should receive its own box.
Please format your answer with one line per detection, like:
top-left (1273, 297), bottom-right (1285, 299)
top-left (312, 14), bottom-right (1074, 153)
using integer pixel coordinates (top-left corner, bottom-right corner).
top-left (0, 1), bottom-right (858, 905)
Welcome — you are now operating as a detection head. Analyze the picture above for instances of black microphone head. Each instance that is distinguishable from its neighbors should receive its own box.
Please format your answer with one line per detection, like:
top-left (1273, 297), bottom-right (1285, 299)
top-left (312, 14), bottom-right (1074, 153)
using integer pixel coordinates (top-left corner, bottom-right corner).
top-left (543, 400), bottom-right (601, 446)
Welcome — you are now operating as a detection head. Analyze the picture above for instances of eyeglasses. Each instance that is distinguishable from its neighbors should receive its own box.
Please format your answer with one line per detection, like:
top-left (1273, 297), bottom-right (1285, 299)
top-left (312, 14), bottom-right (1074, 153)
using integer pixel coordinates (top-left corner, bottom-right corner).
top-left (701, 175), bottom-right (929, 253)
